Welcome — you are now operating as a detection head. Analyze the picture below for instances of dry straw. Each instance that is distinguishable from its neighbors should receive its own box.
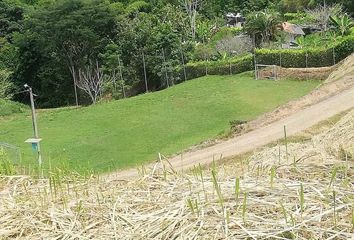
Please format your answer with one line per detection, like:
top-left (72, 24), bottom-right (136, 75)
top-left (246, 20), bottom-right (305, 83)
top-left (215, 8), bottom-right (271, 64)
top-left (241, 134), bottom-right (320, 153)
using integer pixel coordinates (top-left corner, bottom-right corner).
top-left (0, 154), bottom-right (353, 239)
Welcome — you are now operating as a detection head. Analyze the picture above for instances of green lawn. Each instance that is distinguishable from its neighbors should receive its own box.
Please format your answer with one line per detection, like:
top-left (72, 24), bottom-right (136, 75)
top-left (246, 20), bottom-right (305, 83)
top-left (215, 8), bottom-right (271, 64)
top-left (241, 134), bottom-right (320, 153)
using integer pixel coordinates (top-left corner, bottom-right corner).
top-left (0, 73), bottom-right (320, 173)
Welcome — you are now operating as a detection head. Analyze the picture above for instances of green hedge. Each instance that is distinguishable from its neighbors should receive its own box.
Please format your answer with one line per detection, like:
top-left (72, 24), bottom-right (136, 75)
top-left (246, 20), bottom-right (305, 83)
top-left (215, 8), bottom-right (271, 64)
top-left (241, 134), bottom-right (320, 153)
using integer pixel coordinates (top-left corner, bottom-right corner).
top-left (183, 34), bottom-right (354, 80)
top-left (255, 35), bottom-right (354, 68)
top-left (184, 55), bottom-right (253, 80)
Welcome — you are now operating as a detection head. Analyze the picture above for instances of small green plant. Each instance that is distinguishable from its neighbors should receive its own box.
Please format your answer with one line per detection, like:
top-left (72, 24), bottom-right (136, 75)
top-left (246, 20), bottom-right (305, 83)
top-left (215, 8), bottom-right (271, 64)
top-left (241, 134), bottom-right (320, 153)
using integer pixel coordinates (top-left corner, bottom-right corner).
top-left (333, 190), bottom-right (337, 227)
top-left (198, 164), bottom-right (207, 201)
top-left (338, 146), bottom-right (353, 161)
top-left (279, 200), bottom-right (288, 224)
top-left (0, 148), bottom-right (16, 175)
top-left (235, 177), bottom-right (240, 201)
top-left (300, 183), bottom-right (305, 216)
top-left (186, 198), bottom-right (199, 216)
top-left (211, 169), bottom-right (224, 208)
top-left (329, 167), bottom-right (337, 188)
top-left (242, 192), bottom-right (248, 224)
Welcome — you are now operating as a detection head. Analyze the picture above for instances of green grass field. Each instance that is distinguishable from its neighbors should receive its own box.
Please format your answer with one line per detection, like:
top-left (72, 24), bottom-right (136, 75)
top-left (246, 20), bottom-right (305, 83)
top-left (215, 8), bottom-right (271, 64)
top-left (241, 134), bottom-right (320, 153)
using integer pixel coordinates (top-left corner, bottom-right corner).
top-left (0, 73), bottom-right (320, 173)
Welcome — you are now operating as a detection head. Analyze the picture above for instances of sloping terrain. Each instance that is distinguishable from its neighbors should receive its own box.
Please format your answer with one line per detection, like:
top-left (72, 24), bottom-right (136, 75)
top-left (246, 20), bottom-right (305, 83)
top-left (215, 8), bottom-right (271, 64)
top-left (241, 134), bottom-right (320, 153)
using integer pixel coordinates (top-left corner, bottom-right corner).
top-left (0, 110), bottom-right (353, 239)
top-left (326, 53), bottom-right (354, 83)
top-left (0, 74), bottom-right (318, 172)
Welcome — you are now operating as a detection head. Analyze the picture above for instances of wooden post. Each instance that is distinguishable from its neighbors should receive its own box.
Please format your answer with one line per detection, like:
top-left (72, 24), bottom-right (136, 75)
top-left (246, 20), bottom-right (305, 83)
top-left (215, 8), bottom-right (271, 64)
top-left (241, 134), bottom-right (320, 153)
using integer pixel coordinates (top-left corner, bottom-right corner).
top-left (279, 52), bottom-right (282, 79)
top-left (180, 49), bottom-right (187, 81)
top-left (142, 51), bottom-right (148, 93)
top-left (253, 34), bottom-right (257, 80)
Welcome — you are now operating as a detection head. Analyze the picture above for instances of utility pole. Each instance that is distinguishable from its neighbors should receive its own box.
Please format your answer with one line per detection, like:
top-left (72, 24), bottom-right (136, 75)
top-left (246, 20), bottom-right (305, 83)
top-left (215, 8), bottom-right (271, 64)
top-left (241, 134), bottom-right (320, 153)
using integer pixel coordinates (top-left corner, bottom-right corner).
top-left (24, 84), bottom-right (42, 165)
top-left (142, 51), bottom-right (149, 92)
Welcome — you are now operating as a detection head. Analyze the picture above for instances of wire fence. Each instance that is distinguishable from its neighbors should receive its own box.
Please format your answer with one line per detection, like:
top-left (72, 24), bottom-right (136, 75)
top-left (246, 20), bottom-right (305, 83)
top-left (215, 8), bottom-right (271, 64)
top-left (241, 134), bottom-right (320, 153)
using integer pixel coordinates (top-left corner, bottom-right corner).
top-left (0, 142), bottom-right (22, 165)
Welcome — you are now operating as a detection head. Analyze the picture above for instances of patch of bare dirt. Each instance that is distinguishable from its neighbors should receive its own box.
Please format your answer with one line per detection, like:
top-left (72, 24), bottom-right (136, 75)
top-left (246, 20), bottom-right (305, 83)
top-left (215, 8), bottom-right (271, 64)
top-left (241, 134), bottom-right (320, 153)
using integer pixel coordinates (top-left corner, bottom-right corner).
top-left (259, 66), bottom-right (334, 80)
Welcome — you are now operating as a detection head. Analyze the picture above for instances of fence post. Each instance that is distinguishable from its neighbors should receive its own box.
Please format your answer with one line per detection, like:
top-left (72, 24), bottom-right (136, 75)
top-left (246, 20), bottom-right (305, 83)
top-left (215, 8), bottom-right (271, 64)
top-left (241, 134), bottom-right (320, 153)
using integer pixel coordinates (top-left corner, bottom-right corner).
top-left (279, 52), bottom-right (282, 79)
top-left (305, 52), bottom-right (309, 80)
top-left (180, 49), bottom-right (187, 82)
top-left (142, 51), bottom-right (148, 93)
top-left (254, 53), bottom-right (257, 80)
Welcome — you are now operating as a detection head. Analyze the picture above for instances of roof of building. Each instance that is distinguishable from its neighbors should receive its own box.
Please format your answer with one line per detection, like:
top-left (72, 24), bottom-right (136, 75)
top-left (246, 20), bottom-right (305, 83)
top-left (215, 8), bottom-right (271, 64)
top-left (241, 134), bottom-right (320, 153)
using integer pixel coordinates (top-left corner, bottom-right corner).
top-left (282, 22), bottom-right (305, 35)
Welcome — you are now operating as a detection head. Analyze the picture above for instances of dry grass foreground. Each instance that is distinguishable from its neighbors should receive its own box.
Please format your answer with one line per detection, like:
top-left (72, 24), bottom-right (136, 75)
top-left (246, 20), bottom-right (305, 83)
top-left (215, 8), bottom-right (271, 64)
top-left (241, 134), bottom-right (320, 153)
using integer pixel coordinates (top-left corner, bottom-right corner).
top-left (1, 110), bottom-right (354, 239)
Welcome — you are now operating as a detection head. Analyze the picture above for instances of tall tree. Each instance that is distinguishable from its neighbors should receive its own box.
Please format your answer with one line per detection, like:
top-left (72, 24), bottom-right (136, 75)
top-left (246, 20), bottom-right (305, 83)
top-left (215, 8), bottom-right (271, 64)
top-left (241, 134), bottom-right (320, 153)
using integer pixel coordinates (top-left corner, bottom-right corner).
top-left (180, 0), bottom-right (203, 39)
top-left (13, 0), bottom-right (119, 106)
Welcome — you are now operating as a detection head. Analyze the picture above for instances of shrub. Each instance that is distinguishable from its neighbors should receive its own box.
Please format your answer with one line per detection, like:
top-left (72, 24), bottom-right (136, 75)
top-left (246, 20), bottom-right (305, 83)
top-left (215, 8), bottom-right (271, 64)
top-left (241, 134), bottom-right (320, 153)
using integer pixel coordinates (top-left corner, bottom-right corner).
top-left (184, 55), bottom-right (253, 79)
top-left (193, 44), bottom-right (218, 61)
top-left (184, 32), bottom-right (354, 80)
top-left (255, 48), bottom-right (334, 68)
top-left (333, 35), bottom-right (354, 61)
top-left (209, 27), bottom-right (243, 47)
top-left (0, 99), bottom-right (28, 117)
top-left (284, 12), bottom-right (315, 25)
top-left (215, 35), bottom-right (253, 57)
top-left (255, 35), bottom-right (354, 68)
top-left (0, 148), bottom-right (16, 175)
top-left (0, 69), bottom-right (14, 99)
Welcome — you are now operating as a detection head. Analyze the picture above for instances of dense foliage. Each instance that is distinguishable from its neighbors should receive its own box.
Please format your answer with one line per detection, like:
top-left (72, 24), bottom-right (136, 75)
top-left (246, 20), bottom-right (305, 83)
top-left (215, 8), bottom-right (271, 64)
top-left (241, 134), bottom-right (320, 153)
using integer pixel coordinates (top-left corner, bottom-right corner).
top-left (0, 0), bottom-right (353, 107)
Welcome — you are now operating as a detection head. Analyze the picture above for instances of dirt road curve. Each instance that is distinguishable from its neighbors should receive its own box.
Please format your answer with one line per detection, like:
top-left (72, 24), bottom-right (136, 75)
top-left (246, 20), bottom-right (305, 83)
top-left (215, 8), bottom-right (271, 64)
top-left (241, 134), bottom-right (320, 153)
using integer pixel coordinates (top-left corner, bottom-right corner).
top-left (106, 85), bottom-right (354, 181)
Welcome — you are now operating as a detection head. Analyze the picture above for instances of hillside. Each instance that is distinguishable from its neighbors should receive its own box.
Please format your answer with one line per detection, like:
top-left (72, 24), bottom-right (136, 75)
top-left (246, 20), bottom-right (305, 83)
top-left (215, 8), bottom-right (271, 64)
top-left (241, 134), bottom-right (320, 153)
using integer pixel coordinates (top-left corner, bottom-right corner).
top-left (0, 109), bottom-right (352, 239)
top-left (0, 73), bottom-right (319, 172)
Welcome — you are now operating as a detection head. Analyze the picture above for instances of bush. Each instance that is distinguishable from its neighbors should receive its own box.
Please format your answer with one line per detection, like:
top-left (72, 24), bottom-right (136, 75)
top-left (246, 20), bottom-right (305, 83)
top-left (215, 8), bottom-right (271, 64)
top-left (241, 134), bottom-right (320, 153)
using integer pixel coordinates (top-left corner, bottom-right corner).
top-left (184, 32), bottom-right (354, 80)
top-left (0, 99), bottom-right (28, 117)
top-left (209, 27), bottom-right (243, 47)
top-left (255, 48), bottom-right (334, 68)
top-left (333, 35), bottom-right (354, 62)
top-left (184, 55), bottom-right (253, 79)
top-left (255, 35), bottom-right (354, 68)
top-left (284, 12), bottom-right (315, 25)
top-left (0, 148), bottom-right (16, 175)
top-left (0, 69), bottom-right (14, 99)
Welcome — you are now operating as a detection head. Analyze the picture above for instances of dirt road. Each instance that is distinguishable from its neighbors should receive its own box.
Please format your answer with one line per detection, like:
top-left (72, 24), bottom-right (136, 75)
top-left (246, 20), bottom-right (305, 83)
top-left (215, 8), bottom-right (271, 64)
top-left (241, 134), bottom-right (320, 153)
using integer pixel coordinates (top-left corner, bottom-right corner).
top-left (106, 85), bottom-right (354, 181)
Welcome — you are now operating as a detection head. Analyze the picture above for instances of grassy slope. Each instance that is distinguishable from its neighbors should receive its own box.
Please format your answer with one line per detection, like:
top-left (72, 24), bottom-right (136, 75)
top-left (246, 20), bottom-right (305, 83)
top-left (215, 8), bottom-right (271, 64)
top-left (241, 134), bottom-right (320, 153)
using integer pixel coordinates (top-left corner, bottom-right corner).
top-left (0, 73), bottom-right (320, 172)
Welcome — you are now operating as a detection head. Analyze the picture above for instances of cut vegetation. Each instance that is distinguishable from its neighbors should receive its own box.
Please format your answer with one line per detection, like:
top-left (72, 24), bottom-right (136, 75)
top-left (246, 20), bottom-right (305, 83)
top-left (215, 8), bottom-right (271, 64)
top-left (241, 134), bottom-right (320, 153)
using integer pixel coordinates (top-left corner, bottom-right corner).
top-left (0, 73), bottom-right (319, 172)
top-left (0, 108), bottom-right (353, 239)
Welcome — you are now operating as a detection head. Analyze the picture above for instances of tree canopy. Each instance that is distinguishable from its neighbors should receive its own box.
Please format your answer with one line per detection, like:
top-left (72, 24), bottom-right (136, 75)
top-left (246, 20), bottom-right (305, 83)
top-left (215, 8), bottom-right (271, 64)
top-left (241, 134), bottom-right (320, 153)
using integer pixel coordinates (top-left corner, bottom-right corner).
top-left (1, 0), bottom-right (353, 107)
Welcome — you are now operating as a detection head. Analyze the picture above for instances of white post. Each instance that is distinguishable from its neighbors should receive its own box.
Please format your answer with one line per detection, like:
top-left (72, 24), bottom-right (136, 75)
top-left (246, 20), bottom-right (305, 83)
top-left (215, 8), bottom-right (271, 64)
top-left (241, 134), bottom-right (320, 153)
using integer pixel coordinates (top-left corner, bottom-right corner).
top-left (142, 52), bottom-right (149, 92)
top-left (27, 85), bottom-right (42, 165)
